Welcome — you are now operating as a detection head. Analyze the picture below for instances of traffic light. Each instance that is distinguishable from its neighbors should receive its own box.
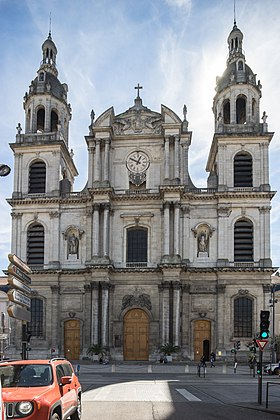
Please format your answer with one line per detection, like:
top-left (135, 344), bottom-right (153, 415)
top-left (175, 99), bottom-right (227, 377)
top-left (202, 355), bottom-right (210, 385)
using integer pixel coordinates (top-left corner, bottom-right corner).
top-left (256, 362), bottom-right (261, 375)
top-left (260, 310), bottom-right (270, 339)
top-left (236, 341), bottom-right (241, 350)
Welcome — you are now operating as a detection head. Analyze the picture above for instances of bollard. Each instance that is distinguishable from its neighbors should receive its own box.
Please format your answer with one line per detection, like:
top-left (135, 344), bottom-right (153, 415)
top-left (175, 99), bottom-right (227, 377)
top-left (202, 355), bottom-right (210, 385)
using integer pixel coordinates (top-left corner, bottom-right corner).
top-left (148, 364), bottom-right (152, 373)
top-left (111, 364), bottom-right (116, 373)
top-left (222, 364), bottom-right (227, 374)
top-left (185, 364), bottom-right (189, 373)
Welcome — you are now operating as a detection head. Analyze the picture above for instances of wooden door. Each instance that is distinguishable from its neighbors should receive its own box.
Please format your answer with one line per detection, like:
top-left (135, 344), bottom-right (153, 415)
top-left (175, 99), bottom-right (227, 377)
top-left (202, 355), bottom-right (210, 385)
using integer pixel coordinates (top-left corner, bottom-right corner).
top-left (64, 319), bottom-right (80, 360)
top-left (193, 320), bottom-right (211, 361)
top-left (124, 309), bottom-right (149, 360)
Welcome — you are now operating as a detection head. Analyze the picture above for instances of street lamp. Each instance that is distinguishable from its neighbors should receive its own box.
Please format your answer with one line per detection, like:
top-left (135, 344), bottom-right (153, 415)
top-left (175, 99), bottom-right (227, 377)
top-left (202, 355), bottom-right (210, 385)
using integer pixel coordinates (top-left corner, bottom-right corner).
top-left (270, 268), bottom-right (280, 363)
top-left (0, 164), bottom-right (11, 177)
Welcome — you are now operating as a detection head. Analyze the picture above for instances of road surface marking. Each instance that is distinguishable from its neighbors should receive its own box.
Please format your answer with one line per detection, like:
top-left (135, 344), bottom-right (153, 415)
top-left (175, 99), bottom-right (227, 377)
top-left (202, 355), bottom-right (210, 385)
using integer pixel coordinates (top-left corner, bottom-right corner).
top-left (176, 388), bottom-right (201, 401)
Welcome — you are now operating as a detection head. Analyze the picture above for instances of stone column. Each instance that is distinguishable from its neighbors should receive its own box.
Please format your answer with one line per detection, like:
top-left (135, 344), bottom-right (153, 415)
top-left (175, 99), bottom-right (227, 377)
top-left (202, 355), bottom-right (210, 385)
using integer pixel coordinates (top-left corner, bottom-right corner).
top-left (259, 206), bottom-right (271, 261)
top-left (103, 204), bottom-right (110, 257)
top-left (163, 202), bottom-right (170, 256)
top-left (173, 283), bottom-right (181, 346)
top-left (101, 282), bottom-right (110, 347)
top-left (86, 208), bottom-right (93, 261)
top-left (174, 135), bottom-right (180, 180)
top-left (216, 284), bottom-right (226, 348)
top-left (104, 139), bottom-right (110, 181)
top-left (51, 285), bottom-right (60, 351)
top-left (181, 206), bottom-right (190, 261)
top-left (164, 137), bottom-right (170, 179)
top-left (162, 282), bottom-right (170, 344)
top-left (91, 282), bottom-right (99, 345)
top-left (14, 153), bottom-right (23, 194)
top-left (94, 139), bottom-right (101, 181)
top-left (92, 204), bottom-right (100, 257)
top-left (11, 213), bottom-right (22, 256)
top-left (83, 285), bottom-right (92, 350)
top-left (49, 211), bottom-right (60, 265)
top-left (174, 202), bottom-right (180, 256)
top-left (217, 206), bottom-right (231, 264)
top-left (218, 144), bottom-right (227, 188)
top-left (181, 142), bottom-right (189, 185)
top-left (88, 145), bottom-right (95, 188)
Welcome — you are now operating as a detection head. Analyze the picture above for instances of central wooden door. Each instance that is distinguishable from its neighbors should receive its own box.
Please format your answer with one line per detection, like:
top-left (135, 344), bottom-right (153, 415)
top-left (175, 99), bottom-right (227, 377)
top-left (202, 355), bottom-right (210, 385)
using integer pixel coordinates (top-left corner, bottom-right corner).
top-left (64, 319), bottom-right (80, 360)
top-left (193, 320), bottom-right (211, 361)
top-left (124, 309), bottom-right (149, 360)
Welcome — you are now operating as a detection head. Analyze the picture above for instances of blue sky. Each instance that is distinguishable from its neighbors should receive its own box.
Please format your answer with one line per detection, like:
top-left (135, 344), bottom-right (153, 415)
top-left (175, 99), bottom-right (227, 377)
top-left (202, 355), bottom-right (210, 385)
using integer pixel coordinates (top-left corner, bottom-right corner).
top-left (0, 0), bottom-right (280, 271)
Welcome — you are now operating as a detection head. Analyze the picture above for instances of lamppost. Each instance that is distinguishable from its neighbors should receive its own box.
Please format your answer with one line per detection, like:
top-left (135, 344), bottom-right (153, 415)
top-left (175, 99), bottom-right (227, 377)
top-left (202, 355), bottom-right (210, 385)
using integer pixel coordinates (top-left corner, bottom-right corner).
top-left (0, 164), bottom-right (11, 177)
top-left (270, 268), bottom-right (280, 363)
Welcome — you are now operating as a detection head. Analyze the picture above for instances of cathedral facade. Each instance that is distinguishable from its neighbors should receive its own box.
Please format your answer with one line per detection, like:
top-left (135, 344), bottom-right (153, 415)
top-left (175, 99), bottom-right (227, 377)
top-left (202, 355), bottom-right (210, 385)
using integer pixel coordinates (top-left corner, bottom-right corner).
top-left (7, 22), bottom-right (275, 361)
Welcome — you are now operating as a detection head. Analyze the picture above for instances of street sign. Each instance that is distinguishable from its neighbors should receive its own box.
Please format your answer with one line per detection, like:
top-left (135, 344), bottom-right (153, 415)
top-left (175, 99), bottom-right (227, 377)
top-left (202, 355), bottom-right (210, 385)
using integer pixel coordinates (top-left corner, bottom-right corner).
top-left (7, 304), bottom-right (31, 322)
top-left (256, 339), bottom-right (269, 351)
top-left (8, 276), bottom-right (32, 294)
top-left (8, 264), bottom-right (31, 284)
top-left (8, 254), bottom-right (32, 274)
top-left (7, 289), bottom-right (31, 309)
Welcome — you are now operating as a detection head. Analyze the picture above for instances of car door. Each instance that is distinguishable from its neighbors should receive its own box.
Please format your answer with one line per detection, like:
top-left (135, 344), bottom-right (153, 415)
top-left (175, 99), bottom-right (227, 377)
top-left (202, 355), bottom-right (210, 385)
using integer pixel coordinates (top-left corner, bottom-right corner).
top-left (56, 364), bottom-right (73, 417)
top-left (61, 363), bottom-right (78, 409)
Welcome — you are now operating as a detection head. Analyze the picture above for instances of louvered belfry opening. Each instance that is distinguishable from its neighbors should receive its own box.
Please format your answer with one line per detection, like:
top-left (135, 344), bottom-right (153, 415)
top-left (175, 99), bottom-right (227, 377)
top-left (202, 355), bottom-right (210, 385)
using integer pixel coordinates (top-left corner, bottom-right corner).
top-left (29, 161), bottom-right (46, 193)
top-left (234, 219), bottom-right (253, 262)
top-left (234, 152), bottom-right (252, 187)
top-left (27, 223), bottom-right (45, 266)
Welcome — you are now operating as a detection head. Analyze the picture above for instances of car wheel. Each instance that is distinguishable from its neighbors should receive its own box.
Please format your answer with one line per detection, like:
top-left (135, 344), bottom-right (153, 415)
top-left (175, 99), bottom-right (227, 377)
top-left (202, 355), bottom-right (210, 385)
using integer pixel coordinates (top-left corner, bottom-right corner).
top-left (274, 368), bottom-right (280, 375)
top-left (70, 396), bottom-right (82, 420)
top-left (50, 414), bottom-right (61, 420)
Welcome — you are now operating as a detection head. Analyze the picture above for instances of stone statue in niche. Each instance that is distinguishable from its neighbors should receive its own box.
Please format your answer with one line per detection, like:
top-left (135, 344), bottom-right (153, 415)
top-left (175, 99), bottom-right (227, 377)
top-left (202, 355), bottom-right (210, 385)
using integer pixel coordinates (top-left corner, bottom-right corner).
top-left (197, 231), bottom-right (209, 257)
top-left (67, 233), bottom-right (79, 259)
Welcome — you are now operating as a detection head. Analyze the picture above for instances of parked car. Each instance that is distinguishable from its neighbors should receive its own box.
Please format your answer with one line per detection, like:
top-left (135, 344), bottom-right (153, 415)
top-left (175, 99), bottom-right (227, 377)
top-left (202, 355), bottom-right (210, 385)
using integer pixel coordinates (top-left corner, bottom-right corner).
top-left (0, 358), bottom-right (81, 419)
top-left (264, 363), bottom-right (280, 375)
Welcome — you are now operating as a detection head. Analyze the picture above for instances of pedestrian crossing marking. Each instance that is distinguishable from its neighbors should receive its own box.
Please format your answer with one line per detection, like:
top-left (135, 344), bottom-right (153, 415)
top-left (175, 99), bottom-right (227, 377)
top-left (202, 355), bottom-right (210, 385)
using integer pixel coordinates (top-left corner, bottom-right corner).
top-left (176, 388), bottom-right (201, 401)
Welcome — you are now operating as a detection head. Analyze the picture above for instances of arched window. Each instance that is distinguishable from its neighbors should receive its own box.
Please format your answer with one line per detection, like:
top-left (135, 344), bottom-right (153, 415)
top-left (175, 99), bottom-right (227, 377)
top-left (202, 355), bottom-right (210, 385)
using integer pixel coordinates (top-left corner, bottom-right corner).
top-left (51, 110), bottom-right (58, 132)
top-left (27, 223), bottom-right (44, 266)
top-left (29, 160), bottom-right (46, 193)
top-left (127, 227), bottom-right (148, 267)
top-left (252, 98), bottom-right (256, 117)
top-left (29, 298), bottom-right (44, 338)
top-left (234, 152), bottom-right (252, 187)
top-left (234, 219), bottom-right (253, 262)
top-left (36, 108), bottom-right (45, 131)
top-left (234, 297), bottom-right (253, 337)
top-left (223, 100), bottom-right (230, 124)
top-left (236, 96), bottom-right (246, 124)
top-left (238, 60), bottom-right (243, 71)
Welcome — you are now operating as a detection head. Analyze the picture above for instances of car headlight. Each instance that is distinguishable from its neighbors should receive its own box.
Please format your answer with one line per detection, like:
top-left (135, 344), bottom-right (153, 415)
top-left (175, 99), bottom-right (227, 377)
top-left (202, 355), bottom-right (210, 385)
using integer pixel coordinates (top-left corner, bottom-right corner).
top-left (16, 401), bottom-right (34, 415)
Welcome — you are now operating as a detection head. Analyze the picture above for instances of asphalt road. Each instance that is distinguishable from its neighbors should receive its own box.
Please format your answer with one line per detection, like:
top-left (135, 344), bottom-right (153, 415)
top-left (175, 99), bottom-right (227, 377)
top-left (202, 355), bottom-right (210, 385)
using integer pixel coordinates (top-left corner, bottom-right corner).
top-left (76, 363), bottom-right (280, 419)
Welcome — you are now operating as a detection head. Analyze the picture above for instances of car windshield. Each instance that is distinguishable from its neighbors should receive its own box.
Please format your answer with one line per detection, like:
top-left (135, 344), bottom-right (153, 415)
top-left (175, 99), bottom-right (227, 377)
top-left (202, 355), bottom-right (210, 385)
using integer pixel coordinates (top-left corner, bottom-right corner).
top-left (0, 364), bottom-right (53, 387)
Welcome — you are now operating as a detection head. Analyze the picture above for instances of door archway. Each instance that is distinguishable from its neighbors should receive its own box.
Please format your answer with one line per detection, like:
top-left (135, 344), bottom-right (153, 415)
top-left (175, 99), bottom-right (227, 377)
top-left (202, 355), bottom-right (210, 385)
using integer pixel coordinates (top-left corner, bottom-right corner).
top-left (64, 319), bottom-right (80, 360)
top-left (193, 320), bottom-right (211, 361)
top-left (124, 309), bottom-right (149, 361)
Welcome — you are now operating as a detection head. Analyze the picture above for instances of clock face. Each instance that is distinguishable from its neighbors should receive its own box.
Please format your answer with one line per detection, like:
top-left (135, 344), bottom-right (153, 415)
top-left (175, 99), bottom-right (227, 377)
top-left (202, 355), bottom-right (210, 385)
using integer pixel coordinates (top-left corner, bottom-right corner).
top-left (126, 151), bottom-right (150, 173)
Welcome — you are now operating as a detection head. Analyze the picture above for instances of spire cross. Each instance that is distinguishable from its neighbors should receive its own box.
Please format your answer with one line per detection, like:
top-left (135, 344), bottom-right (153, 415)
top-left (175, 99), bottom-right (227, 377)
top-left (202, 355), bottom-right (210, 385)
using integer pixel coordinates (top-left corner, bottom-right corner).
top-left (49, 12), bottom-right (52, 38)
top-left (134, 83), bottom-right (143, 98)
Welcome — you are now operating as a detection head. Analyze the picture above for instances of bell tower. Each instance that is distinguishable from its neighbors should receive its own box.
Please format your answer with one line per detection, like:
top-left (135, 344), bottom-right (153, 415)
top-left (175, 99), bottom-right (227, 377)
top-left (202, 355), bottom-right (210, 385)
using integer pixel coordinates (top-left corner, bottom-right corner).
top-left (10, 31), bottom-right (77, 199)
top-left (207, 21), bottom-right (273, 192)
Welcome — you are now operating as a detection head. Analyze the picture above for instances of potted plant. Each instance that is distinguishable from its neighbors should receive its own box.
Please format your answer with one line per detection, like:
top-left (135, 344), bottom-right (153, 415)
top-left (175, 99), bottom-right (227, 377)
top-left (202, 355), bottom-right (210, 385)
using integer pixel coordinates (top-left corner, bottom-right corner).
top-left (87, 343), bottom-right (105, 362)
top-left (159, 343), bottom-right (180, 362)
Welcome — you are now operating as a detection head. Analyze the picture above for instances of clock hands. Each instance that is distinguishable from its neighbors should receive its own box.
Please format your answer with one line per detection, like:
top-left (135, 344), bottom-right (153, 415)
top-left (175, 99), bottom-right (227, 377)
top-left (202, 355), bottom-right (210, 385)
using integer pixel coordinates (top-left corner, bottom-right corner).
top-left (130, 156), bottom-right (142, 165)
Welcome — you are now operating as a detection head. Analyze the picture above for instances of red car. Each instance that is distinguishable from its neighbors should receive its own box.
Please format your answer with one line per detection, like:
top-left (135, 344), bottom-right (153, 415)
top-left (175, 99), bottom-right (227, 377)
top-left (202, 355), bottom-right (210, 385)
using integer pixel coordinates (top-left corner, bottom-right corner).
top-left (0, 358), bottom-right (81, 420)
